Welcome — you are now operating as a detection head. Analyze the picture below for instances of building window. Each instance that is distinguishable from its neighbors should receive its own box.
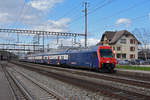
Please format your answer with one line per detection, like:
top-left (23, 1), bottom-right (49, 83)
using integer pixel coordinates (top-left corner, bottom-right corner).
top-left (130, 54), bottom-right (135, 59)
top-left (122, 54), bottom-right (126, 59)
top-left (130, 39), bottom-right (135, 44)
top-left (120, 39), bottom-right (126, 44)
top-left (130, 47), bottom-right (135, 51)
top-left (117, 47), bottom-right (121, 51)
top-left (117, 54), bottom-right (121, 58)
top-left (130, 39), bottom-right (133, 44)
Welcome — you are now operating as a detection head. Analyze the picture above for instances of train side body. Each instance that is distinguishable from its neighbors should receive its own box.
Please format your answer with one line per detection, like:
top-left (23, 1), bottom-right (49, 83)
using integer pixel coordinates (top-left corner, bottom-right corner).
top-left (26, 46), bottom-right (116, 72)
top-left (66, 52), bottom-right (99, 69)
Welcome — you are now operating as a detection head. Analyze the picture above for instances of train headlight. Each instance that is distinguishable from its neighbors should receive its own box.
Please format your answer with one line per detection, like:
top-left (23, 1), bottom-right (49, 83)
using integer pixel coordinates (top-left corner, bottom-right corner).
top-left (106, 61), bottom-right (110, 63)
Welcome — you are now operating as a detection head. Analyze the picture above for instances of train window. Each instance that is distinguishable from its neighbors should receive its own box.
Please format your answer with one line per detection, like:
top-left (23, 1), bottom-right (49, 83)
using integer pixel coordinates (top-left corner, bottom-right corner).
top-left (100, 49), bottom-right (113, 58)
top-left (61, 56), bottom-right (64, 59)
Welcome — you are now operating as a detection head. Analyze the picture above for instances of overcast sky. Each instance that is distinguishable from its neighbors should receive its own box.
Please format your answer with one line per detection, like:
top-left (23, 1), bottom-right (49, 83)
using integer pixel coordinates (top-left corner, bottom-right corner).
top-left (0, 0), bottom-right (150, 47)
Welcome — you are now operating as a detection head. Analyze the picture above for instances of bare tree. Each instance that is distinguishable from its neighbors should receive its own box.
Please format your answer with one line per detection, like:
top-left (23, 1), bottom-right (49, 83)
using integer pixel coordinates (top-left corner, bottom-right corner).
top-left (132, 28), bottom-right (150, 60)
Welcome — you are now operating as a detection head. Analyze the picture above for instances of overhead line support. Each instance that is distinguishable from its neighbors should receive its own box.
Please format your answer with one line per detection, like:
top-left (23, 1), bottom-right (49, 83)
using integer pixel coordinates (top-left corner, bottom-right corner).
top-left (84, 2), bottom-right (88, 47)
top-left (0, 29), bottom-right (85, 36)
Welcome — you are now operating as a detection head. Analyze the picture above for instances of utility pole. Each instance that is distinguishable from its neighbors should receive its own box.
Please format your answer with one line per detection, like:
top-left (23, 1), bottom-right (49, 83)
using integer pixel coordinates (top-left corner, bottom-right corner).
top-left (17, 33), bottom-right (19, 57)
top-left (47, 44), bottom-right (49, 52)
top-left (17, 33), bottom-right (19, 43)
top-left (37, 34), bottom-right (40, 52)
top-left (43, 33), bottom-right (44, 52)
top-left (84, 2), bottom-right (88, 47)
top-left (57, 35), bottom-right (59, 44)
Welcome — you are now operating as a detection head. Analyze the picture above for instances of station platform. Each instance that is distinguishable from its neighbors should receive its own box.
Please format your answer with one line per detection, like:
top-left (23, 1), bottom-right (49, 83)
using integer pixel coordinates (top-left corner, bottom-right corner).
top-left (116, 68), bottom-right (150, 78)
top-left (0, 63), bottom-right (15, 100)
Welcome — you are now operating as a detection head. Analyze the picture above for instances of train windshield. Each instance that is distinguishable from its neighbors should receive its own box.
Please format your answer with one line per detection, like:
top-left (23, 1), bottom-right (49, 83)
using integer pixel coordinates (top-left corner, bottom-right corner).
top-left (99, 49), bottom-right (113, 58)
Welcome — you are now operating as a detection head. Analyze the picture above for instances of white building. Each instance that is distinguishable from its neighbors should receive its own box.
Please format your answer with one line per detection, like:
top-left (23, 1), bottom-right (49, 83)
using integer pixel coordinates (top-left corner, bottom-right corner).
top-left (98, 30), bottom-right (140, 60)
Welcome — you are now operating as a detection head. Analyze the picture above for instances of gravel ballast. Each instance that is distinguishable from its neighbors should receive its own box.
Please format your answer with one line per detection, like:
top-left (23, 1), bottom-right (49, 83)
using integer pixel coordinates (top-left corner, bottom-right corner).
top-left (8, 63), bottom-right (116, 100)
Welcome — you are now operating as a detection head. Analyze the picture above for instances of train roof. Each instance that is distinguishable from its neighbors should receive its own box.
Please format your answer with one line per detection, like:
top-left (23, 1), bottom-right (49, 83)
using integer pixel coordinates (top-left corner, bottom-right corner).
top-left (28, 45), bottom-right (111, 56)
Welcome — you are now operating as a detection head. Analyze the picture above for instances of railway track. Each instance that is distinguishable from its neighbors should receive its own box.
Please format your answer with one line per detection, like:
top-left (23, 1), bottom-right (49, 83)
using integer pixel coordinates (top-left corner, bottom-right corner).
top-left (1, 64), bottom-right (33, 100)
top-left (10, 61), bottom-right (150, 100)
top-left (13, 61), bottom-right (150, 88)
top-left (2, 62), bottom-right (65, 100)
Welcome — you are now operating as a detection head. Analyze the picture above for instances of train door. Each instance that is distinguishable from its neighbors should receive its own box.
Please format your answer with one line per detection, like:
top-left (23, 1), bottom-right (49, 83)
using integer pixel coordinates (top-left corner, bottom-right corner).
top-left (48, 56), bottom-right (50, 64)
top-left (41, 56), bottom-right (44, 63)
top-left (91, 52), bottom-right (99, 69)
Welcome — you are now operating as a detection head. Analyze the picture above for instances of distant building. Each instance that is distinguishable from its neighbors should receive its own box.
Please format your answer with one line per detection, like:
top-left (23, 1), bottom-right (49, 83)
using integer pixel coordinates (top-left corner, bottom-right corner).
top-left (97, 30), bottom-right (140, 60)
top-left (138, 49), bottom-right (150, 60)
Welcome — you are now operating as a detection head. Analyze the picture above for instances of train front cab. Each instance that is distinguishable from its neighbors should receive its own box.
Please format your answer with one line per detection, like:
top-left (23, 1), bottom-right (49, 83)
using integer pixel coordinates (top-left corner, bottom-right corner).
top-left (97, 46), bottom-right (116, 72)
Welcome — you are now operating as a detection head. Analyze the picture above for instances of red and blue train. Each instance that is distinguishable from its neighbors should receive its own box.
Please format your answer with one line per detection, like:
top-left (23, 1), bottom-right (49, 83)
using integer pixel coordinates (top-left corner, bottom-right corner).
top-left (25, 46), bottom-right (116, 72)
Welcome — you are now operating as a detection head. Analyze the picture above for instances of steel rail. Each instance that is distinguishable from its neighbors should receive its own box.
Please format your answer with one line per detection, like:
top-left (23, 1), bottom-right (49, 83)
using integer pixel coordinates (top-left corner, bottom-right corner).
top-left (1, 65), bottom-right (34, 100)
top-left (11, 61), bottom-right (150, 100)
top-left (15, 61), bottom-right (150, 88)
top-left (11, 67), bottom-right (66, 100)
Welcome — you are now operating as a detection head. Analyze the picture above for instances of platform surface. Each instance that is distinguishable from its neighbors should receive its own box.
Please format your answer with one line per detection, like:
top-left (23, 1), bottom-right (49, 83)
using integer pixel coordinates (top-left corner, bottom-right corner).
top-left (116, 68), bottom-right (150, 78)
top-left (0, 62), bottom-right (14, 100)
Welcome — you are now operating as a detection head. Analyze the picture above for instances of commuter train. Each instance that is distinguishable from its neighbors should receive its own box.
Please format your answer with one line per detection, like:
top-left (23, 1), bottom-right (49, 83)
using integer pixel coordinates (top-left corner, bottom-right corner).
top-left (26, 46), bottom-right (116, 72)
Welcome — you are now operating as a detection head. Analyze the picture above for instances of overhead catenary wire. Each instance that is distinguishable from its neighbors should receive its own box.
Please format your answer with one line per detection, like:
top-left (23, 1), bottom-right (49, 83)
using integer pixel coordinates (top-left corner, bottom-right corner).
top-left (0, 1), bottom-right (26, 44)
top-left (88, 0), bottom-right (150, 34)
top-left (99, 0), bottom-right (150, 21)
top-left (70, 0), bottom-right (150, 27)
top-left (68, 0), bottom-right (116, 26)
top-left (15, 0), bottom-right (26, 27)
top-left (89, 0), bottom-right (106, 9)
top-left (26, 1), bottom-right (83, 28)
top-left (55, 2), bottom-right (82, 20)
top-left (87, 0), bottom-right (115, 15)
top-left (89, 14), bottom-right (149, 33)
top-left (14, 0), bottom-right (26, 44)
top-left (132, 14), bottom-right (148, 21)
top-left (107, 14), bottom-right (149, 28)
